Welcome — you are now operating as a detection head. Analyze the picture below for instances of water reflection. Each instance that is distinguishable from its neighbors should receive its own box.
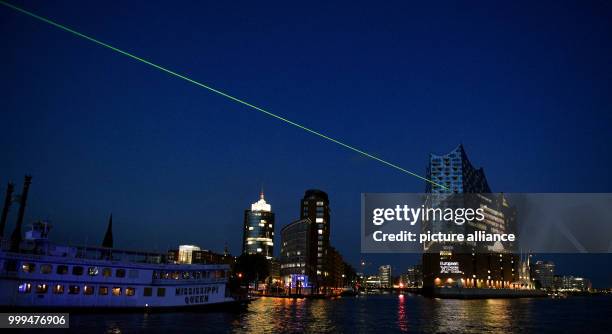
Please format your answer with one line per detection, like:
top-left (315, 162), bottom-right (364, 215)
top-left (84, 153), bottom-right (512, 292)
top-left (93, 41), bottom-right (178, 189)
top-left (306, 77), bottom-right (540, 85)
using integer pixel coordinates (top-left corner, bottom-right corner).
top-left (233, 297), bottom-right (334, 333)
top-left (65, 294), bottom-right (612, 333)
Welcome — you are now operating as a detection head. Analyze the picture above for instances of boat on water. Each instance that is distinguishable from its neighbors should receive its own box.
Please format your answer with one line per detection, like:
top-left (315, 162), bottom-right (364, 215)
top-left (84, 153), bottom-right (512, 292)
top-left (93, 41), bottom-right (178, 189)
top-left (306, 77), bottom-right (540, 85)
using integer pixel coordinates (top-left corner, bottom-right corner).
top-left (0, 176), bottom-right (246, 310)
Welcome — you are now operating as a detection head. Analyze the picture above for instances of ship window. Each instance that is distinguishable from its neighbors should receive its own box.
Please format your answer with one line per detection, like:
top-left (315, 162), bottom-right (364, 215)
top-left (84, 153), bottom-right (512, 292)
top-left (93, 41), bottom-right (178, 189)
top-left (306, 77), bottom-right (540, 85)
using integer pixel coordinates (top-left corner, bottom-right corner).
top-left (171, 272), bottom-right (179, 280)
top-left (36, 283), bottom-right (48, 294)
top-left (22, 263), bottom-right (35, 273)
top-left (18, 283), bottom-right (31, 293)
top-left (40, 264), bottom-right (52, 274)
top-left (102, 268), bottom-right (112, 277)
top-left (116, 269), bottom-right (126, 278)
top-left (152, 271), bottom-right (158, 279)
top-left (144, 287), bottom-right (152, 297)
top-left (72, 266), bottom-right (84, 276)
top-left (57, 265), bottom-right (69, 275)
top-left (157, 287), bottom-right (166, 297)
top-left (69, 285), bottom-right (80, 294)
top-left (112, 287), bottom-right (121, 296)
top-left (182, 272), bottom-right (190, 280)
top-left (83, 285), bottom-right (94, 295)
top-left (128, 269), bottom-right (139, 278)
top-left (53, 284), bottom-right (64, 294)
top-left (99, 286), bottom-right (108, 295)
top-left (126, 287), bottom-right (136, 296)
top-left (88, 267), bottom-right (99, 276)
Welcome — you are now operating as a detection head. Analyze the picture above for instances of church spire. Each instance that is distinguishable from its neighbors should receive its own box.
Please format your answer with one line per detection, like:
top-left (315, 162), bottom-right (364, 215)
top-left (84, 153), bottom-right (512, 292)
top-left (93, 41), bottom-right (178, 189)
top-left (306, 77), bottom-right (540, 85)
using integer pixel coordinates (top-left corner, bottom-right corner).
top-left (102, 213), bottom-right (113, 248)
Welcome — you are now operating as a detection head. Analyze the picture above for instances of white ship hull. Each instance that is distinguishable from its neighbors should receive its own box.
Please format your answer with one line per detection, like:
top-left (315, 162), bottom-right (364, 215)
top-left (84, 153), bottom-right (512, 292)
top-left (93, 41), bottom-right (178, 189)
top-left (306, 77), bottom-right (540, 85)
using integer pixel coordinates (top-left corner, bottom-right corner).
top-left (0, 249), bottom-right (240, 310)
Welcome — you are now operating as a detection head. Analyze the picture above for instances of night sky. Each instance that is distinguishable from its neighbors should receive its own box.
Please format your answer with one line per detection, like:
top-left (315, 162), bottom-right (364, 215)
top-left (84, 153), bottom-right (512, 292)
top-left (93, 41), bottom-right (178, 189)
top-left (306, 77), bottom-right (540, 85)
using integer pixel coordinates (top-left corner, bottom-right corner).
top-left (1, 1), bottom-right (611, 286)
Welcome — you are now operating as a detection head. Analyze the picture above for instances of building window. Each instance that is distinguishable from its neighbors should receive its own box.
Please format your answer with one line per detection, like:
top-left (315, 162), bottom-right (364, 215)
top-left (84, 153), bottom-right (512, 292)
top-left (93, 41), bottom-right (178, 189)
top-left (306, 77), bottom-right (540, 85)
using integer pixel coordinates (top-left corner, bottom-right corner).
top-left (88, 267), bottom-right (99, 276)
top-left (99, 286), bottom-right (109, 295)
top-left (53, 284), bottom-right (64, 294)
top-left (116, 269), bottom-right (126, 278)
top-left (72, 266), bottom-right (84, 276)
top-left (126, 287), bottom-right (135, 296)
top-left (102, 268), bottom-right (112, 277)
top-left (40, 264), bottom-right (52, 274)
top-left (36, 283), bottom-right (48, 294)
top-left (112, 287), bottom-right (121, 296)
top-left (69, 285), bottom-right (80, 294)
top-left (18, 283), bottom-right (31, 293)
top-left (22, 263), bottom-right (35, 273)
top-left (84, 285), bottom-right (94, 295)
top-left (57, 265), bottom-right (68, 275)
top-left (157, 288), bottom-right (165, 297)
top-left (144, 287), bottom-right (152, 297)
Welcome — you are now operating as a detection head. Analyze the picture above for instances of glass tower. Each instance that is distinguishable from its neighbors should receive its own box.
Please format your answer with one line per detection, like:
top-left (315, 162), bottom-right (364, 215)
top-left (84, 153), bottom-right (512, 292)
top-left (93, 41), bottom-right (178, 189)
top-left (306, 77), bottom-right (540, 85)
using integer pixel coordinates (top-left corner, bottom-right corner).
top-left (242, 191), bottom-right (275, 260)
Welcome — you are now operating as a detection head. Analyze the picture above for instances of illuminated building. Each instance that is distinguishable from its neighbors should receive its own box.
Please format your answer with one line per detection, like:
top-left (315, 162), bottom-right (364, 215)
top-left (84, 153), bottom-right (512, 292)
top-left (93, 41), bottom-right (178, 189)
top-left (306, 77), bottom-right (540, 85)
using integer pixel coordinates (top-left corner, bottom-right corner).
top-left (178, 245), bottom-right (200, 264)
top-left (555, 276), bottom-right (591, 292)
top-left (422, 145), bottom-right (520, 291)
top-left (280, 218), bottom-right (312, 294)
top-left (378, 265), bottom-right (392, 288)
top-left (401, 265), bottom-right (423, 288)
top-left (300, 189), bottom-right (330, 291)
top-left (531, 260), bottom-right (555, 290)
top-left (242, 191), bottom-right (275, 260)
top-left (279, 189), bottom-right (352, 294)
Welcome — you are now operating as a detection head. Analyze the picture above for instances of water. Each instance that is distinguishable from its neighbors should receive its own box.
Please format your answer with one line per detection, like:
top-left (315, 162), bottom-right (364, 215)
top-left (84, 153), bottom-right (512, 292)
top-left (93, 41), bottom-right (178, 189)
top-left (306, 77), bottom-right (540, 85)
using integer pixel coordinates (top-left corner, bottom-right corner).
top-left (64, 294), bottom-right (612, 333)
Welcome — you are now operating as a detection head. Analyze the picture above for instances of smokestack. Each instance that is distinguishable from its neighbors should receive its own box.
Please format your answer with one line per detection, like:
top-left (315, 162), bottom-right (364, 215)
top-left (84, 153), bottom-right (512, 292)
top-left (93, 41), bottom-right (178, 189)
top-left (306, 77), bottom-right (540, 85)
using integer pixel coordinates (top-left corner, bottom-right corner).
top-left (10, 175), bottom-right (32, 251)
top-left (0, 182), bottom-right (14, 238)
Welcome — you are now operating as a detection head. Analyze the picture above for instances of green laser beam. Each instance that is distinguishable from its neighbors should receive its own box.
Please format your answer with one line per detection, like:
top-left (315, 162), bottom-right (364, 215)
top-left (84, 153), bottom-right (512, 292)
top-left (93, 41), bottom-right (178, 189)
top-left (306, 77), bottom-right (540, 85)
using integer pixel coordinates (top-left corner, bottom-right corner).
top-left (1, 0), bottom-right (448, 190)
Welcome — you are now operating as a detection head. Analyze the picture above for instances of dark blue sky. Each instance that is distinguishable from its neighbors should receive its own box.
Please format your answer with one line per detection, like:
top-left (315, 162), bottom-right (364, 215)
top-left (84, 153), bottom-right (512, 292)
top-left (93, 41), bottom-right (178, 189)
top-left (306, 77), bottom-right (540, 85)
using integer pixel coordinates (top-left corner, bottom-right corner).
top-left (1, 1), bottom-right (611, 286)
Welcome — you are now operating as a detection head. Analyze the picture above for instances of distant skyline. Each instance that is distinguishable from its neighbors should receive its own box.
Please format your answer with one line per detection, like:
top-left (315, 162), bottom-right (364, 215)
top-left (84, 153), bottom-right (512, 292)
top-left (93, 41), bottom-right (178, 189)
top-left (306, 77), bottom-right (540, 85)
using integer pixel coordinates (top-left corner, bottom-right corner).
top-left (1, 0), bottom-right (611, 286)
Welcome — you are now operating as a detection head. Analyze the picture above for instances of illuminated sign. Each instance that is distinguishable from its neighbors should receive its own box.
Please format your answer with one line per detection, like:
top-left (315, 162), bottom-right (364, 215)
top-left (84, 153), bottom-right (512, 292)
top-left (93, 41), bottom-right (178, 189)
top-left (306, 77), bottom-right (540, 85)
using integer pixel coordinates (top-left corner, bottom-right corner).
top-left (440, 261), bottom-right (461, 274)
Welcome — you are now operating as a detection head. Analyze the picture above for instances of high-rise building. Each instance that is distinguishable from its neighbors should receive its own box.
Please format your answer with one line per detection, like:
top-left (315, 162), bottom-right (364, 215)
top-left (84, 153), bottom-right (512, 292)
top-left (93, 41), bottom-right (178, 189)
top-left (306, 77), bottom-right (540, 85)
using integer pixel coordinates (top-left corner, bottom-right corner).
top-left (378, 265), bottom-right (392, 288)
top-left (280, 218), bottom-right (312, 294)
top-left (242, 191), bottom-right (275, 260)
top-left (300, 189), bottom-right (330, 290)
top-left (405, 265), bottom-right (423, 288)
top-left (531, 260), bottom-right (555, 290)
top-left (422, 145), bottom-right (520, 291)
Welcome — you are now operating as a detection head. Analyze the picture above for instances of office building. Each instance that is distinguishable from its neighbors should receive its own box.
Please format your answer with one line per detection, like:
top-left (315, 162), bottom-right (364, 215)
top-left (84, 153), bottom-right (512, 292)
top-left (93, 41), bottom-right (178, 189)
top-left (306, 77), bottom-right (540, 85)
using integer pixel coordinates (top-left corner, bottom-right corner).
top-left (178, 244), bottom-right (200, 264)
top-left (280, 218), bottom-right (312, 294)
top-left (243, 191), bottom-right (275, 260)
top-left (555, 276), bottom-right (591, 292)
top-left (531, 260), bottom-right (555, 290)
top-left (378, 265), bottom-right (392, 288)
top-left (300, 189), bottom-right (330, 290)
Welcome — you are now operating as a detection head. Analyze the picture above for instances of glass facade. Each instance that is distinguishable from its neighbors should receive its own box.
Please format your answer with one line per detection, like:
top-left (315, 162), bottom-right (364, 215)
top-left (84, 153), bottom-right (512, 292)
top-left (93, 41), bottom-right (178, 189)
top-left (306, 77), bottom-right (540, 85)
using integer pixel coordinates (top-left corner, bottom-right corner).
top-left (242, 192), bottom-right (275, 259)
top-left (422, 145), bottom-right (520, 290)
